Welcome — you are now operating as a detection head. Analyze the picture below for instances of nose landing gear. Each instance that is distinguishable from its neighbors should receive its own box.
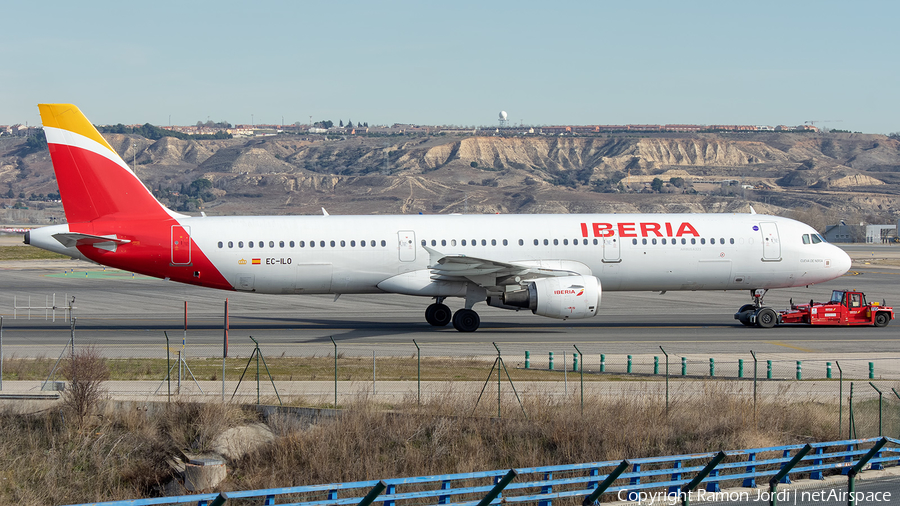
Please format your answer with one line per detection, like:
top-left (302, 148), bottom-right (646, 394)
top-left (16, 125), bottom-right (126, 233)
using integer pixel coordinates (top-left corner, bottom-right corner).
top-left (735, 288), bottom-right (779, 328)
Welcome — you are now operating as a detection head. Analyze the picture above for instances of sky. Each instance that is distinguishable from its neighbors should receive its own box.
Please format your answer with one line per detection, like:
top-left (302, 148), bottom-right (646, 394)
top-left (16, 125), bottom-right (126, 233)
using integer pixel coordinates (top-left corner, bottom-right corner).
top-left (2, 0), bottom-right (899, 133)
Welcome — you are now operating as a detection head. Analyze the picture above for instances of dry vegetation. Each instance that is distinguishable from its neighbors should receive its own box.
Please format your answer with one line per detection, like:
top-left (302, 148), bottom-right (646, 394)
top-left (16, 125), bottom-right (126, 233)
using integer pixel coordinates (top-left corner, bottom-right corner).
top-left (0, 245), bottom-right (68, 260)
top-left (0, 386), bottom-right (841, 506)
top-left (1, 355), bottom-right (610, 382)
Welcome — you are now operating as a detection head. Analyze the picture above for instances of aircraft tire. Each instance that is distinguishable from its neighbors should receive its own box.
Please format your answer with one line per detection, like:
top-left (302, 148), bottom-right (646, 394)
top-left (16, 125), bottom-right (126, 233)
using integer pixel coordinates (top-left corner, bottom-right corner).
top-left (738, 304), bottom-right (756, 314)
top-left (738, 311), bottom-right (755, 326)
top-left (425, 303), bottom-right (452, 326)
top-left (452, 309), bottom-right (480, 332)
top-left (756, 308), bottom-right (777, 328)
top-left (874, 312), bottom-right (890, 328)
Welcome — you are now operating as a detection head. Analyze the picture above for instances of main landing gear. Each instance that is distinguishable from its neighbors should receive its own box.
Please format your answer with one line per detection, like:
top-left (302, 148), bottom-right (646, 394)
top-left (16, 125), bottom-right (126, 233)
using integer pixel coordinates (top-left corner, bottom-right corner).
top-left (734, 288), bottom-right (780, 328)
top-left (425, 298), bottom-right (481, 332)
top-left (425, 302), bottom-right (452, 326)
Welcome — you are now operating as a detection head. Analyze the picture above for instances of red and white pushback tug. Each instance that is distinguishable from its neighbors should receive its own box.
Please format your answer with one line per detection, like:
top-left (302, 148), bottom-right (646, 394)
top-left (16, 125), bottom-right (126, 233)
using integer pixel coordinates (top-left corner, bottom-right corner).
top-left (735, 290), bottom-right (894, 328)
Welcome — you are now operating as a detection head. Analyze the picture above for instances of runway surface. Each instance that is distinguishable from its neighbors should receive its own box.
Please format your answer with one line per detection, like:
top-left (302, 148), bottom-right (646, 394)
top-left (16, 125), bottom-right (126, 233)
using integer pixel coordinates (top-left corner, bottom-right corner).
top-left (1, 246), bottom-right (899, 359)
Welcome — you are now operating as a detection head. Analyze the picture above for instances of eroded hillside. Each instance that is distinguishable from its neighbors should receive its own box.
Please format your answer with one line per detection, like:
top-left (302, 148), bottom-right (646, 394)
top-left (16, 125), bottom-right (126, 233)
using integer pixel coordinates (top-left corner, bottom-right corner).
top-left (2, 131), bottom-right (900, 230)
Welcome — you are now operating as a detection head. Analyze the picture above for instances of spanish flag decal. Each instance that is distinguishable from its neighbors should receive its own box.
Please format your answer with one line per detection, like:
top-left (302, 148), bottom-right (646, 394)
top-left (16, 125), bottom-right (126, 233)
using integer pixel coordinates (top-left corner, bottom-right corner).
top-left (252, 258), bottom-right (261, 265)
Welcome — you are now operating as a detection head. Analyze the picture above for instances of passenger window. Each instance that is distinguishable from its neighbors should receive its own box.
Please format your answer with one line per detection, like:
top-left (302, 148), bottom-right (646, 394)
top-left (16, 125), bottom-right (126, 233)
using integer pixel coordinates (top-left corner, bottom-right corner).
top-left (553, 239), bottom-right (559, 246)
top-left (381, 240), bottom-right (386, 247)
top-left (299, 241), bottom-right (305, 247)
top-left (441, 239), bottom-right (447, 246)
top-left (360, 240), bottom-right (365, 247)
top-left (259, 241), bottom-right (264, 248)
top-left (652, 238), bottom-right (657, 245)
top-left (249, 241), bottom-right (254, 248)
top-left (309, 241), bottom-right (314, 248)
top-left (633, 239), bottom-right (638, 245)
top-left (518, 239), bottom-right (523, 246)
top-left (701, 238), bottom-right (706, 245)
top-left (451, 239), bottom-right (457, 246)
top-left (330, 241), bottom-right (335, 247)
top-left (730, 238), bottom-right (734, 244)
top-left (661, 238), bottom-right (666, 245)
top-left (371, 240), bottom-right (376, 247)
top-left (290, 241), bottom-right (295, 247)
top-left (218, 241), bottom-right (223, 248)
top-left (279, 241), bottom-right (284, 248)
top-left (720, 238), bottom-right (725, 244)
top-left (691, 238), bottom-right (696, 245)
top-left (431, 240), bottom-right (437, 246)
top-left (269, 241), bottom-right (275, 248)
top-left (502, 239), bottom-right (507, 246)
top-left (228, 241), bottom-right (233, 248)
top-left (472, 239), bottom-right (477, 246)
top-left (563, 239), bottom-right (569, 245)
top-left (462, 239), bottom-right (467, 246)
top-left (593, 239), bottom-right (598, 245)
top-left (492, 239), bottom-right (497, 246)
top-left (320, 241), bottom-right (326, 247)
top-left (544, 239), bottom-right (549, 246)
top-left (534, 239), bottom-right (539, 246)
top-left (483, 239), bottom-right (488, 246)
top-left (238, 241), bottom-right (244, 248)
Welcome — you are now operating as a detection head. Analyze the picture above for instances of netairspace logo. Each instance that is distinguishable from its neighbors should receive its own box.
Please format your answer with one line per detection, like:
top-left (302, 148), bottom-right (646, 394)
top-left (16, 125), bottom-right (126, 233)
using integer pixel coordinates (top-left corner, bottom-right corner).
top-left (621, 488), bottom-right (892, 505)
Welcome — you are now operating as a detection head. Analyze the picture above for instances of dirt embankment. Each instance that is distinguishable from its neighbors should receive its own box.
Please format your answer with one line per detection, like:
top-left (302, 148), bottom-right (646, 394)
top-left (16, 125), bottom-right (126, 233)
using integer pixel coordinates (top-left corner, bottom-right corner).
top-left (3, 132), bottom-right (900, 221)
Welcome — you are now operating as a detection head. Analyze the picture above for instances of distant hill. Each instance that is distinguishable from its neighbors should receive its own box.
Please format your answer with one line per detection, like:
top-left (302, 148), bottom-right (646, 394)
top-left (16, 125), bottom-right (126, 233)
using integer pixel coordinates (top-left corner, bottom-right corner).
top-left (2, 131), bottom-right (900, 232)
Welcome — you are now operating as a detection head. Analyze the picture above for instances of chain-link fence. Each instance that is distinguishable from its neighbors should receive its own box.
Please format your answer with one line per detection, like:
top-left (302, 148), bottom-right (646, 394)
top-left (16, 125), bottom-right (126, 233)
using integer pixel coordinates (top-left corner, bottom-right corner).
top-left (3, 326), bottom-right (899, 439)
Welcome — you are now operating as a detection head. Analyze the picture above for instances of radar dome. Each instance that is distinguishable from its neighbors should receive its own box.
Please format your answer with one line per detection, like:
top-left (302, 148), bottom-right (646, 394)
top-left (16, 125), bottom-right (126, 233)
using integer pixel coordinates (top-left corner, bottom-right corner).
top-left (499, 111), bottom-right (508, 120)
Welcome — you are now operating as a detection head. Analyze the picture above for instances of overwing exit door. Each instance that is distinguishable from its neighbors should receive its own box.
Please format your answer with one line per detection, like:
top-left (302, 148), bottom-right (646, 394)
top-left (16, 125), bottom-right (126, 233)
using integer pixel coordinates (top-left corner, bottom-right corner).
top-left (398, 230), bottom-right (416, 262)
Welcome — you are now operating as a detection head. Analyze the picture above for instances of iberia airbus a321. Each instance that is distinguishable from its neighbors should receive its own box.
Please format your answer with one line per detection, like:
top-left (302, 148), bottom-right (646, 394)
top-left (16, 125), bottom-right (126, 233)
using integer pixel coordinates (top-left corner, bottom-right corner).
top-left (26, 104), bottom-right (852, 331)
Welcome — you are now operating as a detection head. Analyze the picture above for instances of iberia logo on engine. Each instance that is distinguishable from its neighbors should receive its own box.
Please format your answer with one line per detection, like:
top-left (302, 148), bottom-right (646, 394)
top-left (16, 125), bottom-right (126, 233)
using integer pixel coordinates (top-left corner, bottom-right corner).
top-left (554, 287), bottom-right (585, 296)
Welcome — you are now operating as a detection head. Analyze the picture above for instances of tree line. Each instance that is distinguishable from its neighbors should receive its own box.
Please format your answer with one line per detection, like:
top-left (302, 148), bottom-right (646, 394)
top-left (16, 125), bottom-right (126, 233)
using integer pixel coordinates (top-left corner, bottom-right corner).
top-left (96, 123), bottom-right (232, 140)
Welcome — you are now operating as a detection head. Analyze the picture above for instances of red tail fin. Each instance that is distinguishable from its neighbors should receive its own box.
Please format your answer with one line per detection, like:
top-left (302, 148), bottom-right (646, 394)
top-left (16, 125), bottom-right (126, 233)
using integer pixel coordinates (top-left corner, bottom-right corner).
top-left (38, 104), bottom-right (177, 223)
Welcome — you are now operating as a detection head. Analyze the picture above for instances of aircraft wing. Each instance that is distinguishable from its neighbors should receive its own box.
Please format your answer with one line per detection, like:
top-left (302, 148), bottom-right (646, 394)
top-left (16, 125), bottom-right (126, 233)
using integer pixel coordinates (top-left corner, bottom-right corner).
top-left (424, 246), bottom-right (591, 289)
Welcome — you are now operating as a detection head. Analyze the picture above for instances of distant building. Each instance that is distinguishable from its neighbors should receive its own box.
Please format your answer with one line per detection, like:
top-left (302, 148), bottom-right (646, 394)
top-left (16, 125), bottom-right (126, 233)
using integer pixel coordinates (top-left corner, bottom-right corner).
top-left (866, 224), bottom-right (897, 244)
top-left (823, 222), bottom-right (855, 243)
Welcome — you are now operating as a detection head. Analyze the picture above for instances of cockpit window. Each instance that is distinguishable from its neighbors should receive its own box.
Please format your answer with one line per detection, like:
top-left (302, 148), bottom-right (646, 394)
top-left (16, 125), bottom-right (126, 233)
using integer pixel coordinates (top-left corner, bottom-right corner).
top-left (802, 234), bottom-right (811, 244)
top-left (815, 234), bottom-right (826, 243)
top-left (811, 234), bottom-right (822, 244)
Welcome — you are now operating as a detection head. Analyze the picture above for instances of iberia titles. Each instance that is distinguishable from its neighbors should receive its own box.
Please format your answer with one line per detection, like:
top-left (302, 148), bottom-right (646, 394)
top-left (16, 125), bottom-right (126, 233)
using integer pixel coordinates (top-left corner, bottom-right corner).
top-left (580, 222), bottom-right (700, 238)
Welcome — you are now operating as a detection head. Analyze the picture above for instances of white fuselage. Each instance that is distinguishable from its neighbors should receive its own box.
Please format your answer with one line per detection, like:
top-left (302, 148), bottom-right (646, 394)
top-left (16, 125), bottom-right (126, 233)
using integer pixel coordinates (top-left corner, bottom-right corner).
top-left (164, 212), bottom-right (848, 295)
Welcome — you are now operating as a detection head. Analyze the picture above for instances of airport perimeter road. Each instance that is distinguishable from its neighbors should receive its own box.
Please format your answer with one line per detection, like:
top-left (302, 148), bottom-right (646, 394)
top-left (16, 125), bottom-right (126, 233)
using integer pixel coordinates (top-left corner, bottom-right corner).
top-left (1, 252), bottom-right (899, 357)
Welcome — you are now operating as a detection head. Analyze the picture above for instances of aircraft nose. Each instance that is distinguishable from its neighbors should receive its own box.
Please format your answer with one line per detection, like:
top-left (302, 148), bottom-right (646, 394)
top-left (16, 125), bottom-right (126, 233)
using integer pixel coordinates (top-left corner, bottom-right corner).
top-left (833, 246), bottom-right (852, 276)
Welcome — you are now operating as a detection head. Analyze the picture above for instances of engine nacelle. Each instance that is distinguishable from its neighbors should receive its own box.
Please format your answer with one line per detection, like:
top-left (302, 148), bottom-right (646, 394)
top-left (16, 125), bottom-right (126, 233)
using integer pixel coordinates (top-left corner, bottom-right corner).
top-left (501, 275), bottom-right (601, 319)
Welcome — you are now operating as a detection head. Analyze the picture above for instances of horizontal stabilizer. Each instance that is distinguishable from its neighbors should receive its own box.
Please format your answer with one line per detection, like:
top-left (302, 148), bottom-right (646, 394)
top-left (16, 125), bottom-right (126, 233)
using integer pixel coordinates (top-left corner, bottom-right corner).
top-left (52, 232), bottom-right (131, 250)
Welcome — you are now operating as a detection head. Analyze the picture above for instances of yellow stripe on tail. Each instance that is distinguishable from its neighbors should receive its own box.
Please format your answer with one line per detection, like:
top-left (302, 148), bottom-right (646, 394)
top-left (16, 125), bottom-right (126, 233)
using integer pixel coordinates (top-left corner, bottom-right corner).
top-left (38, 104), bottom-right (117, 155)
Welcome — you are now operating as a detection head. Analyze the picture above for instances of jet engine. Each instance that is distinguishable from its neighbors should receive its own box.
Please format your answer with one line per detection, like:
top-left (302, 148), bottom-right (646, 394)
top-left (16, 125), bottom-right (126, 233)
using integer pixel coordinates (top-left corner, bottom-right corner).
top-left (501, 275), bottom-right (601, 319)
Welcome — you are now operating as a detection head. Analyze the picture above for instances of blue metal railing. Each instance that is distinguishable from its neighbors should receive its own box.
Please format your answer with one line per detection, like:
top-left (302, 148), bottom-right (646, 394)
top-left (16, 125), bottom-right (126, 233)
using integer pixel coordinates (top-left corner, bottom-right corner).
top-left (64, 437), bottom-right (900, 506)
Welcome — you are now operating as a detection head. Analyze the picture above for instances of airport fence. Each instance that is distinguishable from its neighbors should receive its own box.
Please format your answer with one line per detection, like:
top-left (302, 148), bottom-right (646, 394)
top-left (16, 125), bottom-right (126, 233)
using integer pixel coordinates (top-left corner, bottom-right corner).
top-left (3, 329), bottom-right (900, 440)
